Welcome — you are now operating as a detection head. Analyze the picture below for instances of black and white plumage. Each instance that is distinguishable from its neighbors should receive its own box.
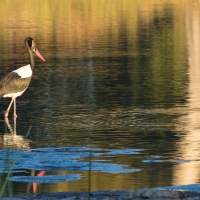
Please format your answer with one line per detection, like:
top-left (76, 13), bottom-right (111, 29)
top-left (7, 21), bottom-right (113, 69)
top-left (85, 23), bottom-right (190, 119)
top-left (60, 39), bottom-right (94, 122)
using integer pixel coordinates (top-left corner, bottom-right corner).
top-left (0, 37), bottom-right (45, 118)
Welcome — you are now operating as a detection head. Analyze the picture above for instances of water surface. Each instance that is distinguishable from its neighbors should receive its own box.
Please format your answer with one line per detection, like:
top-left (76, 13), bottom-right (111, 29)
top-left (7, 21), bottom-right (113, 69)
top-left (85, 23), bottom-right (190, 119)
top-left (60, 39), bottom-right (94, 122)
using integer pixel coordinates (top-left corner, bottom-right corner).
top-left (0, 0), bottom-right (200, 195)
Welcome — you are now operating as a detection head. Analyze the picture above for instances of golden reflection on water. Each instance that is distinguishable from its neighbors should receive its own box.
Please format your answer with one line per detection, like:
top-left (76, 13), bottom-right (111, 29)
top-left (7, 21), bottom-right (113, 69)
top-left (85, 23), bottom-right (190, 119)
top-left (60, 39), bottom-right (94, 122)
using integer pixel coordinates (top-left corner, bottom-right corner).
top-left (172, 4), bottom-right (200, 185)
top-left (1, 0), bottom-right (200, 194)
top-left (36, 171), bottom-right (135, 193)
top-left (0, 0), bottom-right (192, 58)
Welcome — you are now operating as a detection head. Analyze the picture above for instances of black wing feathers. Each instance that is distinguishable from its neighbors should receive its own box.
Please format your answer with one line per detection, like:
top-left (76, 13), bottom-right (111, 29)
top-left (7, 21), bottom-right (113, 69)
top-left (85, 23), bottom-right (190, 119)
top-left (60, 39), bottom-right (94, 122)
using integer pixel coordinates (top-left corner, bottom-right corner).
top-left (0, 72), bottom-right (31, 98)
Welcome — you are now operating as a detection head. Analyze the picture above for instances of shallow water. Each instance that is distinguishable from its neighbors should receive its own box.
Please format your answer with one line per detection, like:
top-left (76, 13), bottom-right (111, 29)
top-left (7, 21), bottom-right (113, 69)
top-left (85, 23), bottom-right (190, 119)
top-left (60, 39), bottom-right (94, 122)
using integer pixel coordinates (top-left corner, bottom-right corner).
top-left (0, 0), bottom-right (200, 195)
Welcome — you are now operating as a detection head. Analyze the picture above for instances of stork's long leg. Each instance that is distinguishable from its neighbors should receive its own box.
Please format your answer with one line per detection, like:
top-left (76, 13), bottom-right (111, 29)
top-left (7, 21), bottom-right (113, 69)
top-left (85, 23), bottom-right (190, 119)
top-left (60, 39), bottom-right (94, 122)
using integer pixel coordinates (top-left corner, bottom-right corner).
top-left (4, 98), bottom-right (14, 118)
top-left (14, 98), bottom-right (17, 118)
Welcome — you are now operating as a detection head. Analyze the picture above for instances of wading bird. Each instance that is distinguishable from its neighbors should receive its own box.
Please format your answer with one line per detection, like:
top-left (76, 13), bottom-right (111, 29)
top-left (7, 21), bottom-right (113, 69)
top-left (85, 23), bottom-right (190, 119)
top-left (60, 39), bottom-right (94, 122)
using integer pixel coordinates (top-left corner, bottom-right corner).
top-left (0, 37), bottom-right (45, 118)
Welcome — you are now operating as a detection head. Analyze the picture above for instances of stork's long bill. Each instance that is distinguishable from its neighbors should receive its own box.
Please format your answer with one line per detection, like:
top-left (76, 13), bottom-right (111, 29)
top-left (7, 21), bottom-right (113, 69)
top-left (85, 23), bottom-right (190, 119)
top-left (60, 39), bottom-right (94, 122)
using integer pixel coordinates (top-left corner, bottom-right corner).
top-left (35, 49), bottom-right (45, 61)
top-left (31, 40), bottom-right (45, 61)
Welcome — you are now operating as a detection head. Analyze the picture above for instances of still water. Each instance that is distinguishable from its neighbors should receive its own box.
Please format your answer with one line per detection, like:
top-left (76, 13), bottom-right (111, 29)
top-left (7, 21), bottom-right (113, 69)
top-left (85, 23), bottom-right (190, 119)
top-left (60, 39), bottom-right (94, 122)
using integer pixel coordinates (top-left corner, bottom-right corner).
top-left (0, 0), bottom-right (200, 195)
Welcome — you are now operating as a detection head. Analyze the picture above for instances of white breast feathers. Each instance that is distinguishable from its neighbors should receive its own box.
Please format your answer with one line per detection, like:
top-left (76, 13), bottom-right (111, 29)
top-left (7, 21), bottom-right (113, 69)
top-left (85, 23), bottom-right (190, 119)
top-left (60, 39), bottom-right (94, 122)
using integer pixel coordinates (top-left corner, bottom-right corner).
top-left (13, 64), bottom-right (32, 78)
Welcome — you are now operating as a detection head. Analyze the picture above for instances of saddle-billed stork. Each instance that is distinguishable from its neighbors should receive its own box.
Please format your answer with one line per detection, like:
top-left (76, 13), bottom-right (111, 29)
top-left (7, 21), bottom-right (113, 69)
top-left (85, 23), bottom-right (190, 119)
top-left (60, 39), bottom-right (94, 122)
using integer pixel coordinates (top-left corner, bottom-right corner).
top-left (0, 37), bottom-right (45, 118)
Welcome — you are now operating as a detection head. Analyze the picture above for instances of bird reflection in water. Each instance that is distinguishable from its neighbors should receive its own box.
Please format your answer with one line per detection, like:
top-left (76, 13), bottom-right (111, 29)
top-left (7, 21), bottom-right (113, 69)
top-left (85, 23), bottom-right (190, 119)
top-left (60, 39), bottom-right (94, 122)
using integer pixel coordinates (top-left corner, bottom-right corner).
top-left (31, 170), bottom-right (46, 194)
top-left (4, 118), bottom-right (45, 195)
top-left (4, 117), bottom-right (31, 150)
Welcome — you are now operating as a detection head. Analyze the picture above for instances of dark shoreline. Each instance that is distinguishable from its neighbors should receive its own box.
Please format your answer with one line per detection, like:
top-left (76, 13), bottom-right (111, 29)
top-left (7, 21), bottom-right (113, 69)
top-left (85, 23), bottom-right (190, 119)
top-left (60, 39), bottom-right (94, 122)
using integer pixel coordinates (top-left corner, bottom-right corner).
top-left (2, 190), bottom-right (125, 200)
top-left (2, 185), bottom-right (200, 200)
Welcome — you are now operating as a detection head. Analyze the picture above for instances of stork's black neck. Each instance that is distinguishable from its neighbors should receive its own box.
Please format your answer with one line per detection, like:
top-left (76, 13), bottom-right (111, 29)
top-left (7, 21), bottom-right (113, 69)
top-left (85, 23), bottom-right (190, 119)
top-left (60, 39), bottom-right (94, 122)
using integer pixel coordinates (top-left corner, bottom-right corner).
top-left (25, 39), bottom-right (34, 70)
